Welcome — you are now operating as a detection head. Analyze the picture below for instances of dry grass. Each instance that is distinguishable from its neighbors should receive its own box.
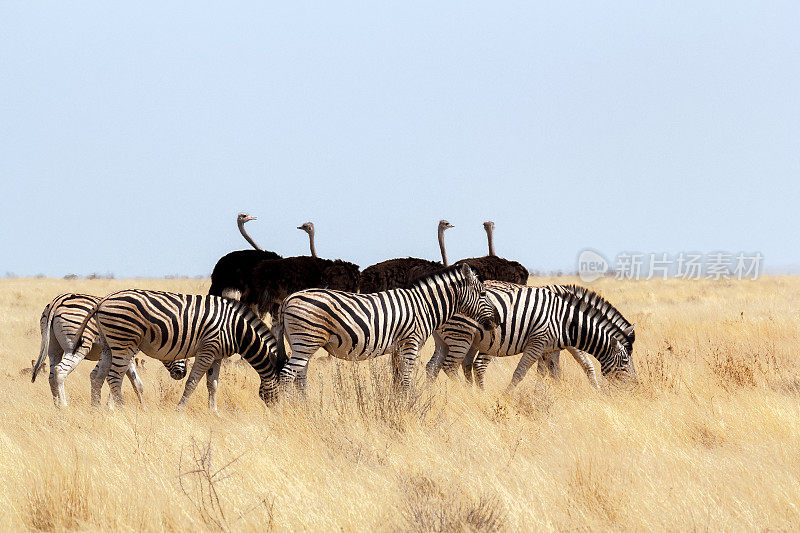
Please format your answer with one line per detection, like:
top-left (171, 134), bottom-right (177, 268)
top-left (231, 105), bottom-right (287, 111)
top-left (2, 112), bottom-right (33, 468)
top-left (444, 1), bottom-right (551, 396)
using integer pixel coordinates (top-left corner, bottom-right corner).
top-left (1, 276), bottom-right (799, 531)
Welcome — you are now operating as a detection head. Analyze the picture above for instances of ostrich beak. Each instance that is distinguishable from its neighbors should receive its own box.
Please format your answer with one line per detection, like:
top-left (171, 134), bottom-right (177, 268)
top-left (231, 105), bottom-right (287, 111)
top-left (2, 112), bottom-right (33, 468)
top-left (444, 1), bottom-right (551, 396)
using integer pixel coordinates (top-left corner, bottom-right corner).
top-left (245, 215), bottom-right (257, 222)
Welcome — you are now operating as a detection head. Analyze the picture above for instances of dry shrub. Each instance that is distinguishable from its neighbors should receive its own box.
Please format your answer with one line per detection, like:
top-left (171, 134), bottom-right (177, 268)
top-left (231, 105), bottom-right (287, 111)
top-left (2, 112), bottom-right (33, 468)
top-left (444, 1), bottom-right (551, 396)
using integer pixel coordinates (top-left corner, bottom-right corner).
top-left (770, 377), bottom-right (800, 397)
top-left (399, 473), bottom-right (506, 532)
top-left (324, 359), bottom-right (440, 433)
top-left (687, 420), bottom-right (726, 448)
top-left (25, 463), bottom-right (91, 531)
top-left (639, 347), bottom-right (680, 393)
top-left (510, 381), bottom-right (555, 421)
top-left (706, 348), bottom-right (777, 390)
top-left (177, 436), bottom-right (275, 532)
top-left (567, 456), bottom-right (625, 525)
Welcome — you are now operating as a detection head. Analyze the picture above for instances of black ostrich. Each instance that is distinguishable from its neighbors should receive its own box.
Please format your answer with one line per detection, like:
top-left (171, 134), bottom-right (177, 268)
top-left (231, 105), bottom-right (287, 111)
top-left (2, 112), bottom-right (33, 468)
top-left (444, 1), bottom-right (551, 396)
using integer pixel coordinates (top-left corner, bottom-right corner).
top-left (208, 213), bottom-right (282, 298)
top-left (358, 220), bottom-right (453, 293)
top-left (454, 221), bottom-right (528, 284)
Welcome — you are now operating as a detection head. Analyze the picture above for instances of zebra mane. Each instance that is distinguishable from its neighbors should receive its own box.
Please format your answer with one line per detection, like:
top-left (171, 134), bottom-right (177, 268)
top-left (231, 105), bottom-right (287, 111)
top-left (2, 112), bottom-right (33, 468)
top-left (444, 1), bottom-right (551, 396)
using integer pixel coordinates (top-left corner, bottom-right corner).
top-left (548, 284), bottom-right (635, 349)
top-left (408, 264), bottom-right (469, 287)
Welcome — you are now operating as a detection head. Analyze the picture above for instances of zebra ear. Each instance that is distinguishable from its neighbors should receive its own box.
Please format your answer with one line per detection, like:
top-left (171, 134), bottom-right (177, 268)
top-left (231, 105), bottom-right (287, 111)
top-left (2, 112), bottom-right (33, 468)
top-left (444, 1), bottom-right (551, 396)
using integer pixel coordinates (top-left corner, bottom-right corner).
top-left (460, 263), bottom-right (475, 281)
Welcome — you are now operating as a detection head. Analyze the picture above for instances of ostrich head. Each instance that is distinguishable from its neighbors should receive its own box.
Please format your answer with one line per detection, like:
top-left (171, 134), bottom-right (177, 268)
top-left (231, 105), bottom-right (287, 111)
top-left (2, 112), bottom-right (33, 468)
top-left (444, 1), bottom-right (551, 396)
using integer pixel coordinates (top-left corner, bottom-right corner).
top-left (238, 213), bottom-right (257, 224)
top-left (483, 221), bottom-right (494, 231)
top-left (297, 222), bottom-right (314, 234)
top-left (439, 220), bottom-right (454, 231)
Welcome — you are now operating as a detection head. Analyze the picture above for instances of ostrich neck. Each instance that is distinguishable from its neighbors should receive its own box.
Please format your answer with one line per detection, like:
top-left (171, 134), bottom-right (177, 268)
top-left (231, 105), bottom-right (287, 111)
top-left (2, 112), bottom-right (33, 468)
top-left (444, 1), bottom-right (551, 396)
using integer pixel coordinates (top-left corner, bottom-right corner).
top-left (308, 230), bottom-right (317, 258)
top-left (238, 221), bottom-right (262, 251)
top-left (438, 227), bottom-right (449, 266)
top-left (485, 226), bottom-right (496, 257)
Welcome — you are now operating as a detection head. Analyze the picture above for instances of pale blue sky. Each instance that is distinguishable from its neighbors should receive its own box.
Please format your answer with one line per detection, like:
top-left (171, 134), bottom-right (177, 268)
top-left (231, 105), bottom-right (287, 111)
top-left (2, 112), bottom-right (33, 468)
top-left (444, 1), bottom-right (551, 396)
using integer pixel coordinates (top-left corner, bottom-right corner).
top-left (1, 2), bottom-right (798, 277)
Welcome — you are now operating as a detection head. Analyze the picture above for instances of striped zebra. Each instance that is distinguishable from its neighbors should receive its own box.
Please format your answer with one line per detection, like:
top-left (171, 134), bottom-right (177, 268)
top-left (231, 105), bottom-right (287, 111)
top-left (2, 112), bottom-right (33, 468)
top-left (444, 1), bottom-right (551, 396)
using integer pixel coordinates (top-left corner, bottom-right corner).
top-left (427, 282), bottom-right (636, 390)
top-left (32, 293), bottom-right (187, 407)
top-left (71, 290), bottom-right (281, 410)
top-left (278, 264), bottom-right (499, 391)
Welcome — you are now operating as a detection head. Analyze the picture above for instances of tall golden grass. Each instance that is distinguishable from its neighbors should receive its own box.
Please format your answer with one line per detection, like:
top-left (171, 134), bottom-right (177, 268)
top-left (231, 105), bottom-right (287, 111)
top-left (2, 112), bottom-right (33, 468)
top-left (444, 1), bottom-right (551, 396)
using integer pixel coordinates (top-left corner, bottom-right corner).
top-left (1, 276), bottom-right (799, 531)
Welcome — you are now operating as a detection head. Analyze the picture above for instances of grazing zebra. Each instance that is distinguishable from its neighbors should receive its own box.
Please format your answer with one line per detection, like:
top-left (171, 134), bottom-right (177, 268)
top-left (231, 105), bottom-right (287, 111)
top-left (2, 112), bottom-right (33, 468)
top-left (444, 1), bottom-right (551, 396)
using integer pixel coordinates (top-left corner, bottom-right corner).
top-left (71, 290), bottom-right (282, 410)
top-left (278, 264), bottom-right (499, 391)
top-left (427, 282), bottom-right (636, 390)
top-left (32, 293), bottom-right (187, 407)
top-left (426, 282), bottom-right (600, 387)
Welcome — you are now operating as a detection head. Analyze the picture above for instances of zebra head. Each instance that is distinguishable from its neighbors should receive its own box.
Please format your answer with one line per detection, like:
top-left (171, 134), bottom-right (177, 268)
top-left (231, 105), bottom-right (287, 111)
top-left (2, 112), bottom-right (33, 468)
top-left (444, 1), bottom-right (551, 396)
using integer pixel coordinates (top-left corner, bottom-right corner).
top-left (600, 335), bottom-right (637, 384)
top-left (164, 359), bottom-right (187, 380)
top-left (457, 264), bottom-right (500, 331)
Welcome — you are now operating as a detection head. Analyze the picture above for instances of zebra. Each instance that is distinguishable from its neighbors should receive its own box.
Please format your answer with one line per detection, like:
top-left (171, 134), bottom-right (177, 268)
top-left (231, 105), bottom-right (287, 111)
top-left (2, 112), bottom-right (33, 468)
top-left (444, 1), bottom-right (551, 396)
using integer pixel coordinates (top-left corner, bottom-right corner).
top-left (31, 293), bottom-right (187, 407)
top-left (426, 282), bottom-right (603, 387)
top-left (277, 264), bottom-right (499, 392)
top-left (71, 290), bottom-right (282, 410)
top-left (427, 282), bottom-right (636, 391)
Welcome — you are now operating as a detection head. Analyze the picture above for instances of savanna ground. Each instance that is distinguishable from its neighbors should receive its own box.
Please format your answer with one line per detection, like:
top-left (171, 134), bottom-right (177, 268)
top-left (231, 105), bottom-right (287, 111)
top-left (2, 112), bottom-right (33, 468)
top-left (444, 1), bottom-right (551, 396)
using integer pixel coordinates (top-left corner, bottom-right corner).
top-left (1, 276), bottom-right (799, 531)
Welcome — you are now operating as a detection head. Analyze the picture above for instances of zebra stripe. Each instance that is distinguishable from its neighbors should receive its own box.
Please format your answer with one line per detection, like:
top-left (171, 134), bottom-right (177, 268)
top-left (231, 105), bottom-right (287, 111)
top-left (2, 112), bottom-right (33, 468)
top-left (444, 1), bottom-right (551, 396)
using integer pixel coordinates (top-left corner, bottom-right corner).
top-left (72, 290), bottom-right (280, 410)
top-left (278, 264), bottom-right (498, 391)
top-left (429, 282), bottom-right (636, 390)
top-left (32, 293), bottom-right (187, 407)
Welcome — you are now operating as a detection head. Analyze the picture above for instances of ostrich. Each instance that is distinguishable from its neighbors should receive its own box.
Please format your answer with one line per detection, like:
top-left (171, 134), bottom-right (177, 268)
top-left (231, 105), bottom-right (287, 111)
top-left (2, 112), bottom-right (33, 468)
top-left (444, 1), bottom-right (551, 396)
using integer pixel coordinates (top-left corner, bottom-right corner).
top-left (358, 220), bottom-right (454, 293)
top-left (453, 221), bottom-right (528, 284)
top-left (208, 213), bottom-right (281, 299)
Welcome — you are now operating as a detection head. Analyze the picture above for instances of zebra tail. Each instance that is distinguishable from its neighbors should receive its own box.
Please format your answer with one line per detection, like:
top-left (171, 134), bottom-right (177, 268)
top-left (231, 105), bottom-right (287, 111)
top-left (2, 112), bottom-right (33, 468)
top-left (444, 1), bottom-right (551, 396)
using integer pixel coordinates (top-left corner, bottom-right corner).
top-left (273, 298), bottom-right (289, 371)
top-left (32, 304), bottom-right (57, 383)
top-left (72, 303), bottom-right (101, 353)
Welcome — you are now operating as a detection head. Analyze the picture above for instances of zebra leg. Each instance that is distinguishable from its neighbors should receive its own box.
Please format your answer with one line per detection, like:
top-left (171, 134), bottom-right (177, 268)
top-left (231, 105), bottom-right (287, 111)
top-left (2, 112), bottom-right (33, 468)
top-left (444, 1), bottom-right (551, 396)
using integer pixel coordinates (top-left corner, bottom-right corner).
top-left (46, 339), bottom-right (64, 404)
top-left (206, 359), bottom-right (222, 412)
top-left (566, 347), bottom-right (599, 389)
top-left (395, 340), bottom-right (421, 392)
top-left (177, 352), bottom-right (217, 411)
top-left (507, 343), bottom-right (545, 392)
top-left (425, 331), bottom-right (448, 380)
top-left (294, 364), bottom-right (309, 396)
top-left (537, 350), bottom-right (562, 380)
top-left (106, 352), bottom-right (135, 407)
top-left (472, 354), bottom-right (492, 390)
top-left (279, 344), bottom-right (315, 394)
top-left (440, 337), bottom-right (473, 381)
top-left (390, 348), bottom-right (403, 388)
top-left (50, 346), bottom-right (90, 408)
top-left (460, 343), bottom-right (481, 384)
top-left (124, 359), bottom-right (146, 407)
top-left (90, 347), bottom-right (114, 407)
